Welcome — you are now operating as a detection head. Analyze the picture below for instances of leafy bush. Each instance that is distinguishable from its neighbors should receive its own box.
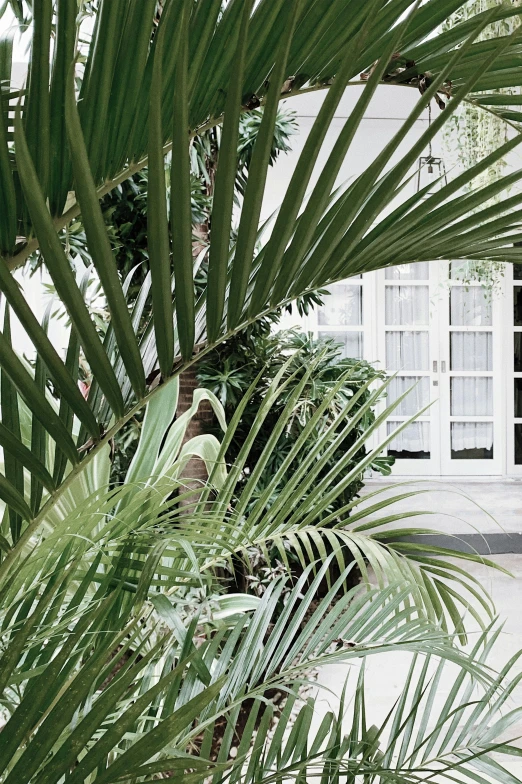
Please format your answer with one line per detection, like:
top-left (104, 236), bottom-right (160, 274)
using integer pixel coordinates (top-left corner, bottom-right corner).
top-left (198, 324), bottom-right (394, 520)
top-left (93, 107), bottom-right (297, 300)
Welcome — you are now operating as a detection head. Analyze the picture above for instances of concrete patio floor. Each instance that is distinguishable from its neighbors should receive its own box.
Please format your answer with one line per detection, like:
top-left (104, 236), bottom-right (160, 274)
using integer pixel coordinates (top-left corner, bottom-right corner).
top-left (310, 476), bottom-right (522, 777)
top-left (359, 476), bottom-right (522, 549)
top-left (311, 554), bottom-right (522, 778)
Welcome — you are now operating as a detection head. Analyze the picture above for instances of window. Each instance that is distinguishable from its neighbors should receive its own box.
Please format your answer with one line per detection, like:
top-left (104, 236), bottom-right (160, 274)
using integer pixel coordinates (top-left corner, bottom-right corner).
top-left (316, 278), bottom-right (364, 359)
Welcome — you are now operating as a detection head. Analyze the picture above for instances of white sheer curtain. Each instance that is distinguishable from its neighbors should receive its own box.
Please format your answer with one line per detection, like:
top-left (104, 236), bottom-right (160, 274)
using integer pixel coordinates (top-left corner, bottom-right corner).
top-left (385, 286), bottom-right (429, 325)
top-left (450, 332), bottom-right (492, 371)
top-left (450, 287), bottom-right (492, 326)
top-left (318, 284), bottom-right (362, 326)
top-left (385, 262), bottom-right (429, 280)
top-left (388, 376), bottom-right (430, 415)
top-left (388, 422), bottom-right (430, 455)
top-left (386, 331), bottom-right (429, 371)
top-left (319, 331), bottom-right (363, 359)
top-left (451, 423), bottom-right (493, 453)
top-left (451, 377), bottom-right (492, 416)
top-left (451, 375), bottom-right (493, 455)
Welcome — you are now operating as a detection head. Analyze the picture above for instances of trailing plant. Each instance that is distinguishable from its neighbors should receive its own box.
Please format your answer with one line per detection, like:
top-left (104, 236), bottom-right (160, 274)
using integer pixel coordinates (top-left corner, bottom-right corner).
top-left (442, 0), bottom-right (522, 292)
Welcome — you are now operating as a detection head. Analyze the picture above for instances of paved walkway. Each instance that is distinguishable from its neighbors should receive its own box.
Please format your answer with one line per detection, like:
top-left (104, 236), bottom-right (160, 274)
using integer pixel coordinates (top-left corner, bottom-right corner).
top-left (360, 477), bottom-right (522, 537)
top-left (311, 478), bottom-right (522, 777)
top-left (311, 555), bottom-right (522, 778)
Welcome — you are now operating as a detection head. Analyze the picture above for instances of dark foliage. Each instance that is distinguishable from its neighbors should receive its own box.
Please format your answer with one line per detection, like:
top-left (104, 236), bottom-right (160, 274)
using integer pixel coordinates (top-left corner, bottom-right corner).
top-left (197, 319), bottom-right (393, 521)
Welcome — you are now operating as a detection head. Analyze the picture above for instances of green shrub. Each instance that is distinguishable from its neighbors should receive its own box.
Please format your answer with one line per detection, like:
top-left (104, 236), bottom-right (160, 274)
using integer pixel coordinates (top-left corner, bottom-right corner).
top-left (197, 323), bottom-right (394, 521)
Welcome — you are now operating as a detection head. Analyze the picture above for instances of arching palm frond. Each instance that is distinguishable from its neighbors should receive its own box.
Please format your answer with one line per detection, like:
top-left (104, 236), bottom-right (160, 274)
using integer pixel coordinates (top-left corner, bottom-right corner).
top-left (0, 531), bottom-right (517, 783)
top-left (225, 638), bottom-right (522, 784)
top-left (0, 362), bottom-right (502, 642)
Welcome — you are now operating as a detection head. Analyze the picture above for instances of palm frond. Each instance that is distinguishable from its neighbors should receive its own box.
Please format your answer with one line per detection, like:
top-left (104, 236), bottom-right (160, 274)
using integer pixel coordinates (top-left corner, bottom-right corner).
top-left (0, 535), bottom-right (517, 783)
top-left (0, 366), bottom-right (501, 641)
top-left (223, 638), bottom-right (522, 784)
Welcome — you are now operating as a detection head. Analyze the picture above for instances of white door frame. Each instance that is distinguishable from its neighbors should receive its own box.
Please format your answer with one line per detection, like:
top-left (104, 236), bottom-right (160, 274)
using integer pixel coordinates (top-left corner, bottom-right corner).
top-left (374, 265), bottom-right (439, 475)
top-left (436, 261), bottom-right (503, 476)
top-left (369, 261), bottom-right (505, 476)
top-left (309, 261), bottom-right (510, 477)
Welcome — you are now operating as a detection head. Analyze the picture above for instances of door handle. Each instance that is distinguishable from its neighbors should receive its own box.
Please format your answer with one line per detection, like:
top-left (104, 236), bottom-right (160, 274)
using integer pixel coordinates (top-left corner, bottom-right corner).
top-left (441, 361), bottom-right (446, 373)
top-left (433, 361), bottom-right (437, 373)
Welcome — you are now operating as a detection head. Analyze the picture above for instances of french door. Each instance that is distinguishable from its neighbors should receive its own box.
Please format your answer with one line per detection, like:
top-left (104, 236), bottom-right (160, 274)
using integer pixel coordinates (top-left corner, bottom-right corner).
top-left (312, 261), bottom-right (504, 476)
top-left (376, 261), bottom-right (437, 474)
top-left (379, 261), bottom-right (502, 476)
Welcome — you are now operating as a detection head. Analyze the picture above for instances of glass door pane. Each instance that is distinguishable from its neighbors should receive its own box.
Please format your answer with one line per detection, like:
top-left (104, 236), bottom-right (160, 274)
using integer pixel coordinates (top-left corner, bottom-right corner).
top-left (388, 422), bottom-right (430, 460)
top-left (441, 276), bottom-right (499, 473)
top-left (385, 286), bottom-right (429, 325)
top-left (383, 265), bottom-right (433, 464)
top-left (450, 332), bottom-right (492, 371)
top-left (386, 331), bottom-right (429, 370)
top-left (450, 377), bottom-right (493, 416)
top-left (317, 280), bottom-right (364, 359)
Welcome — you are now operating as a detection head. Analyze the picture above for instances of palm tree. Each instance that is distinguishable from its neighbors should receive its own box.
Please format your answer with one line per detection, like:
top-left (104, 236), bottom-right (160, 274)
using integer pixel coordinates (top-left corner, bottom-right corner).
top-left (0, 0), bottom-right (521, 522)
top-left (1, 0), bottom-right (522, 780)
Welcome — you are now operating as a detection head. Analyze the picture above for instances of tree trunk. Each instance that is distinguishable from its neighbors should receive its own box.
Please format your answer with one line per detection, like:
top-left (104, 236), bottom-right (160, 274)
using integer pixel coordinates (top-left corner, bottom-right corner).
top-left (176, 364), bottom-right (213, 508)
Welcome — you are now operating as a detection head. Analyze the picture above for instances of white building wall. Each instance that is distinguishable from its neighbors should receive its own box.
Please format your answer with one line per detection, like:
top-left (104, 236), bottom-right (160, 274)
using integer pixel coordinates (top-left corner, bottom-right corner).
top-left (267, 85), bottom-right (519, 478)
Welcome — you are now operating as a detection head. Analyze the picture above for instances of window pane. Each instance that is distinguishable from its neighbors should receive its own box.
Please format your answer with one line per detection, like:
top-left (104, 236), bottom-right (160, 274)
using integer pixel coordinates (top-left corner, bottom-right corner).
top-left (515, 379), bottom-right (522, 417)
top-left (318, 331), bottom-right (363, 359)
top-left (450, 332), bottom-right (492, 371)
top-left (318, 284), bottom-right (362, 326)
top-left (516, 424), bottom-right (522, 464)
top-left (515, 333), bottom-right (522, 372)
top-left (514, 287), bottom-right (522, 326)
top-left (385, 262), bottom-right (429, 280)
top-left (385, 286), bottom-right (429, 325)
top-left (450, 261), bottom-right (482, 281)
top-left (451, 423), bottom-right (493, 460)
top-left (514, 266), bottom-right (522, 280)
top-left (388, 376), bottom-right (429, 416)
top-left (387, 422), bottom-right (430, 460)
top-left (451, 377), bottom-right (492, 416)
top-left (386, 331), bottom-right (429, 371)
top-left (450, 287), bottom-right (492, 326)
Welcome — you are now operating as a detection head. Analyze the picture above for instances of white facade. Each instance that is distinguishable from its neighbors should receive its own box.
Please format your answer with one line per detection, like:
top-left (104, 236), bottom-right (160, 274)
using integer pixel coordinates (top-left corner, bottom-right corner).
top-left (269, 86), bottom-right (522, 478)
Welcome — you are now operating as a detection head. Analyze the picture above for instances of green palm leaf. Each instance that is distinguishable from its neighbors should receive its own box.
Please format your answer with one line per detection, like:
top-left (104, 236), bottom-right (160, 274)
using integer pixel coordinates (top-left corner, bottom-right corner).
top-left (0, 1), bottom-right (520, 534)
top-left (0, 7), bottom-right (520, 780)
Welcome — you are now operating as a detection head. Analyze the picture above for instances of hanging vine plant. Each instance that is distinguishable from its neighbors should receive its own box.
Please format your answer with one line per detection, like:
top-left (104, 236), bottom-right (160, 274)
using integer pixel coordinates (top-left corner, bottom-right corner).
top-left (442, 0), bottom-right (522, 294)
